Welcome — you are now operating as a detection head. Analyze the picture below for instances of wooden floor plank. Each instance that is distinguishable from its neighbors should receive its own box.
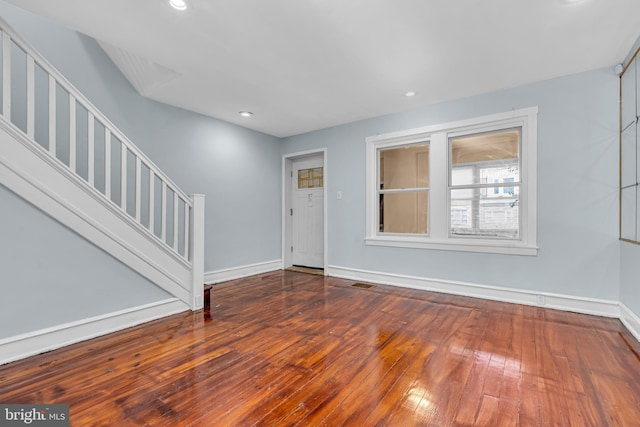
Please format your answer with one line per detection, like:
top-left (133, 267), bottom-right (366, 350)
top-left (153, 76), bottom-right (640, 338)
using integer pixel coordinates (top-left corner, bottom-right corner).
top-left (1, 270), bottom-right (640, 426)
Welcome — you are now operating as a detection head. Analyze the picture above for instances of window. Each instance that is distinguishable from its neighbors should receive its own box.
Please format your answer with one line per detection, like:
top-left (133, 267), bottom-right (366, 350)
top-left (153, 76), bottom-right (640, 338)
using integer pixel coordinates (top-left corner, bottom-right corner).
top-left (298, 167), bottom-right (323, 189)
top-left (365, 107), bottom-right (537, 255)
top-left (378, 143), bottom-right (429, 234)
top-left (620, 47), bottom-right (640, 242)
top-left (449, 128), bottom-right (520, 239)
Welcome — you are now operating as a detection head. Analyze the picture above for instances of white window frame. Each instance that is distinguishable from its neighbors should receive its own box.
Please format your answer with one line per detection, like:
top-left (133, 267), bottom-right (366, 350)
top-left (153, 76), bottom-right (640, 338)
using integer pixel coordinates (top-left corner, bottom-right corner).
top-left (365, 107), bottom-right (538, 256)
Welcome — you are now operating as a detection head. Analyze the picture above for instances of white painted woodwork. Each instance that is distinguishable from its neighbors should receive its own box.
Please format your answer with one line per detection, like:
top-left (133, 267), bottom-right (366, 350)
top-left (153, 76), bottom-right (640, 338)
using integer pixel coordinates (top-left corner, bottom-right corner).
top-left (104, 127), bottom-right (111, 199)
top-left (2, 31), bottom-right (10, 122)
top-left (69, 94), bottom-right (76, 172)
top-left (204, 260), bottom-right (282, 286)
top-left (173, 192), bottom-right (179, 252)
top-left (327, 265), bottom-right (622, 319)
top-left (120, 141), bottom-right (127, 210)
top-left (0, 18), bottom-right (192, 215)
top-left (0, 298), bottom-right (188, 366)
top-left (161, 182), bottom-right (167, 241)
top-left (0, 17), bottom-right (204, 310)
top-left (135, 157), bottom-right (141, 221)
top-left (291, 156), bottom-right (324, 268)
top-left (0, 122), bottom-right (192, 301)
top-left (48, 75), bottom-right (56, 155)
top-left (183, 204), bottom-right (190, 261)
top-left (365, 107), bottom-right (538, 255)
top-left (148, 171), bottom-right (155, 233)
top-left (282, 149), bottom-right (327, 271)
top-left (189, 194), bottom-right (205, 309)
top-left (87, 112), bottom-right (94, 185)
top-left (26, 55), bottom-right (34, 139)
top-left (621, 304), bottom-right (640, 344)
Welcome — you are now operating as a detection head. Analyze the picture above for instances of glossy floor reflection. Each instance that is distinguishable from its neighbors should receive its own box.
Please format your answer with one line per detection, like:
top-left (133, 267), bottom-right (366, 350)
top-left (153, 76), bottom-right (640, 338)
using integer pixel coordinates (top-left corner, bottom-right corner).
top-left (2, 270), bottom-right (640, 426)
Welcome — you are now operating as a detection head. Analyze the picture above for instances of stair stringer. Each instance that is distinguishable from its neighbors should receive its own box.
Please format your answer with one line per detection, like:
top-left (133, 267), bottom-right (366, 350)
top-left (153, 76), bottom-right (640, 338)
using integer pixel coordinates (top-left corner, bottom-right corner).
top-left (0, 118), bottom-right (193, 304)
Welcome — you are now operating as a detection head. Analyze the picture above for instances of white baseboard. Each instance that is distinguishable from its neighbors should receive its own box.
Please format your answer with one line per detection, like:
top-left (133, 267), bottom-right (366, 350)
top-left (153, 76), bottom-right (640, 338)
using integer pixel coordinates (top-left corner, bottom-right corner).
top-left (327, 265), bottom-right (621, 318)
top-left (4, 266), bottom-right (637, 366)
top-left (0, 298), bottom-right (189, 365)
top-left (620, 303), bottom-right (640, 343)
top-left (205, 260), bottom-right (282, 284)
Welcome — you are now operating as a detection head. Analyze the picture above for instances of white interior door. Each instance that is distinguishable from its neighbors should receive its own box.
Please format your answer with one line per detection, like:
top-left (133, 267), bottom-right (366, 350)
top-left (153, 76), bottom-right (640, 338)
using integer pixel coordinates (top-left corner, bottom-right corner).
top-left (292, 156), bottom-right (324, 268)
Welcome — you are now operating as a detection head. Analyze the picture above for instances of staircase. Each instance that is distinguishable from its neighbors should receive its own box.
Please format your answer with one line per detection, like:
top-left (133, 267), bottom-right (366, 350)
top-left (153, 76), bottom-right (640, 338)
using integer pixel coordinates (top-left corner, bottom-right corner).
top-left (0, 18), bottom-right (204, 316)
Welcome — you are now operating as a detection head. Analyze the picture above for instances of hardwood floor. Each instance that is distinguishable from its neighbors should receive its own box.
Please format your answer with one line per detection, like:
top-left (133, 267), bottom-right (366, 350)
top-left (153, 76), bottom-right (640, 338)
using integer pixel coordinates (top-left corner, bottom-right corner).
top-left (2, 271), bottom-right (640, 426)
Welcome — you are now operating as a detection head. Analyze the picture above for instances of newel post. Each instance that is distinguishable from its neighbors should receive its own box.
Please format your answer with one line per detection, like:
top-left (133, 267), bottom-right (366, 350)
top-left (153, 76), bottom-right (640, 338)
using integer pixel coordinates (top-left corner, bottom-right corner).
top-left (189, 194), bottom-right (205, 310)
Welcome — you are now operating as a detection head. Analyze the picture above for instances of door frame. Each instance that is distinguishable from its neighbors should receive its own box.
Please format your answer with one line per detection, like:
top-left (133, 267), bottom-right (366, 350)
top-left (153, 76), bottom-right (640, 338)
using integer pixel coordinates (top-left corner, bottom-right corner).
top-left (282, 148), bottom-right (328, 272)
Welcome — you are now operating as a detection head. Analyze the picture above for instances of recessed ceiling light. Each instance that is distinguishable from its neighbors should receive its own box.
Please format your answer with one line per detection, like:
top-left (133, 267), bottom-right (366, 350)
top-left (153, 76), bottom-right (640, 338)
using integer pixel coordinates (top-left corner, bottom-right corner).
top-left (559, 0), bottom-right (588, 4)
top-left (239, 111), bottom-right (254, 117)
top-left (170, 0), bottom-right (187, 10)
top-left (404, 91), bottom-right (417, 97)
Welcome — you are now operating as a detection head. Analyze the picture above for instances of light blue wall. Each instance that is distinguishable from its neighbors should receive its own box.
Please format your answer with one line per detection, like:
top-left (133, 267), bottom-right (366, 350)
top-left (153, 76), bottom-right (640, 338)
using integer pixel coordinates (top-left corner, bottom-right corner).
top-left (0, 185), bottom-right (172, 339)
top-left (0, 1), bottom-right (281, 339)
top-left (621, 243), bottom-right (640, 314)
top-left (282, 68), bottom-right (620, 300)
top-left (0, 0), bottom-right (631, 340)
top-left (0, 1), bottom-right (282, 271)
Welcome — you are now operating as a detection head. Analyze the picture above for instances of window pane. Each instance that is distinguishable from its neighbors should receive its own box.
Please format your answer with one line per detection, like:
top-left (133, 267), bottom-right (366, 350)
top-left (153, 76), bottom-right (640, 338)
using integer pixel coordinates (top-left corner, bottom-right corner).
top-left (621, 186), bottom-right (636, 240)
top-left (380, 191), bottom-right (428, 234)
top-left (622, 124), bottom-right (636, 188)
top-left (450, 129), bottom-right (520, 186)
top-left (622, 59), bottom-right (636, 130)
top-left (450, 187), bottom-right (519, 239)
top-left (298, 167), bottom-right (323, 189)
top-left (379, 144), bottom-right (429, 190)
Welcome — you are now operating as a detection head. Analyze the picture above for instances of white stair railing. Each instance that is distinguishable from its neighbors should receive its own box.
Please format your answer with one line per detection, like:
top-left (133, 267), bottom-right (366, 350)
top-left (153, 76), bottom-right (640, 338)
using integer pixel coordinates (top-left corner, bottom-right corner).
top-left (0, 17), bottom-right (204, 309)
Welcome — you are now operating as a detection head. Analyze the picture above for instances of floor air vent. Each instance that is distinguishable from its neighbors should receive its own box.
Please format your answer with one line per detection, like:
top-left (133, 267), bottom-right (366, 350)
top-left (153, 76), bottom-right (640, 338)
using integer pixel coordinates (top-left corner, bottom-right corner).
top-left (352, 283), bottom-right (374, 289)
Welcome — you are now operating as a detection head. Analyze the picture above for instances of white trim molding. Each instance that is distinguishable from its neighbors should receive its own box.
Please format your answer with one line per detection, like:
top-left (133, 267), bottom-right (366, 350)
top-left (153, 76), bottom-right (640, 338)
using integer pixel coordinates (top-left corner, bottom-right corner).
top-left (365, 107), bottom-right (538, 256)
top-left (620, 303), bottom-right (640, 343)
top-left (282, 148), bottom-right (328, 270)
top-left (327, 265), bottom-right (620, 318)
top-left (205, 260), bottom-right (282, 285)
top-left (0, 123), bottom-right (195, 305)
top-left (0, 298), bottom-right (189, 366)
top-left (189, 194), bottom-right (206, 309)
top-left (0, 14), bottom-right (205, 310)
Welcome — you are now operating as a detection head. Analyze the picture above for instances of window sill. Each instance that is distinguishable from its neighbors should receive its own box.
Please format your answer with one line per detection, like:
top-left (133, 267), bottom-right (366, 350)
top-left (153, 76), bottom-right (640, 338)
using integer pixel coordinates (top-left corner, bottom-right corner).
top-left (365, 236), bottom-right (538, 256)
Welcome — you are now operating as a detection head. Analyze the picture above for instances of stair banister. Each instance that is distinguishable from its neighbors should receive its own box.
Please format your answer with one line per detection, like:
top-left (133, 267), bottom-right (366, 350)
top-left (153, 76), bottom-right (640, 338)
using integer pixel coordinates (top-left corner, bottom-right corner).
top-left (0, 16), bottom-right (204, 310)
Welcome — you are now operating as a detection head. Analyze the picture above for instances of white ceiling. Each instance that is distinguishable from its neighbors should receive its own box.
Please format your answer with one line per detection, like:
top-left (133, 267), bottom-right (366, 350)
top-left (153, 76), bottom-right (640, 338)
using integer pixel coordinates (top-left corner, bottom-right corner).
top-left (6, 0), bottom-right (640, 137)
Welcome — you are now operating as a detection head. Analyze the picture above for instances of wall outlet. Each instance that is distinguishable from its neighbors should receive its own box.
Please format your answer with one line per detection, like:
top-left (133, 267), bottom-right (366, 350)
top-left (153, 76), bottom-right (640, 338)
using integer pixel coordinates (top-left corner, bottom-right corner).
top-left (337, 191), bottom-right (343, 200)
top-left (536, 295), bottom-right (545, 306)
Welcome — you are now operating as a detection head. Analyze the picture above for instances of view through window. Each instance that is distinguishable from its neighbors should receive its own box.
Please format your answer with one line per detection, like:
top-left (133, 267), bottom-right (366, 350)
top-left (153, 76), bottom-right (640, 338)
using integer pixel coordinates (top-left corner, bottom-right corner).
top-left (449, 129), bottom-right (521, 239)
top-left (365, 107), bottom-right (537, 255)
